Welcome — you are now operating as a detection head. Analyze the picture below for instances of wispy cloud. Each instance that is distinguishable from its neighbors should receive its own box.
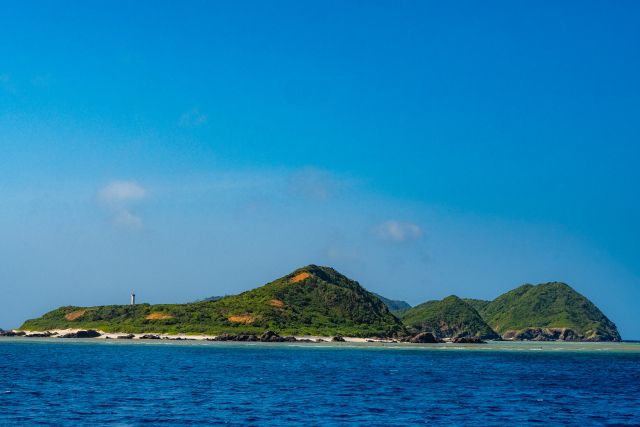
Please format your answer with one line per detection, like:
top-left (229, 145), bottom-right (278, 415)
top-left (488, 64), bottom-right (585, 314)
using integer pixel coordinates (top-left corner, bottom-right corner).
top-left (374, 220), bottom-right (423, 242)
top-left (179, 108), bottom-right (207, 127)
top-left (288, 167), bottom-right (348, 201)
top-left (97, 180), bottom-right (147, 228)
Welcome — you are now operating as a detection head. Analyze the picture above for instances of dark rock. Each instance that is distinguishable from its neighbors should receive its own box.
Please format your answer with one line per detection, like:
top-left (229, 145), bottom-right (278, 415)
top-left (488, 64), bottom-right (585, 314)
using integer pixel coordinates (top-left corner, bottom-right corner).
top-left (212, 333), bottom-right (259, 341)
top-left (116, 334), bottom-right (135, 339)
top-left (259, 331), bottom-right (277, 341)
top-left (77, 330), bottom-right (101, 338)
top-left (560, 329), bottom-right (577, 341)
top-left (331, 336), bottom-right (346, 342)
top-left (315, 338), bottom-right (326, 343)
top-left (453, 336), bottom-right (486, 344)
top-left (503, 328), bottom-right (583, 341)
top-left (297, 338), bottom-right (314, 343)
top-left (139, 334), bottom-right (161, 340)
top-left (236, 334), bottom-right (259, 342)
top-left (26, 331), bottom-right (55, 338)
top-left (60, 330), bottom-right (101, 338)
top-left (0, 330), bottom-right (26, 337)
top-left (409, 332), bottom-right (441, 343)
top-left (209, 332), bottom-right (298, 343)
top-left (212, 333), bottom-right (237, 341)
top-left (260, 331), bottom-right (285, 342)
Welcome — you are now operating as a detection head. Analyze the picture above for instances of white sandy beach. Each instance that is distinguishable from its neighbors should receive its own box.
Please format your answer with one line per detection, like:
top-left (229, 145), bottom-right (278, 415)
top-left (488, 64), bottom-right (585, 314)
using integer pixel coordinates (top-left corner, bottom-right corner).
top-left (13, 329), bottom-right (396, 343)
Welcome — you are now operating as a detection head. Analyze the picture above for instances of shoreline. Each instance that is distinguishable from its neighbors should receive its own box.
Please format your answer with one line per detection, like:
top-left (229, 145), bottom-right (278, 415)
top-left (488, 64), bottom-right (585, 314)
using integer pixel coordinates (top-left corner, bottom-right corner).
top-left (4, 328), bottom-right (399, 343)
top-left (2, 334), bottom-right (639, 355)
top-left (2, 328), bottom-right (628, 344)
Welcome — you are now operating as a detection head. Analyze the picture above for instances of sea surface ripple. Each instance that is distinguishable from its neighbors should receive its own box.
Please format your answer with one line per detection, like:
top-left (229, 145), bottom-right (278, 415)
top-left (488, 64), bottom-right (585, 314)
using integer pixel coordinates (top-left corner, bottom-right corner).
top-left (1, 339), bottom-right (639, 426)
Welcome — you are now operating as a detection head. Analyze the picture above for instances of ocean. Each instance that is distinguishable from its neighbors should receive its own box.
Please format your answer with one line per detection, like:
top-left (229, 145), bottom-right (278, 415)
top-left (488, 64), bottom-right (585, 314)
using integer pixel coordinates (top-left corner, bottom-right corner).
top-left (1, 338), bottom-right (639, 426)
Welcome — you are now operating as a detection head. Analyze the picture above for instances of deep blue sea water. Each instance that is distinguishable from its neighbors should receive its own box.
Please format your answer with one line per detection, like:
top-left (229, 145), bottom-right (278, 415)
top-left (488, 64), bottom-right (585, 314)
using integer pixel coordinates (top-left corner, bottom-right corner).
top-left (1, 339), bottom-right (639, 426)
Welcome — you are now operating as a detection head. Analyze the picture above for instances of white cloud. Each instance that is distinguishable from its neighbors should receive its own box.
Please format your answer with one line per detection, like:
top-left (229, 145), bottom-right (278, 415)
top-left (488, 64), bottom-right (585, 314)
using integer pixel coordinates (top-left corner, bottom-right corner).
top-left (98, 180), bottom-right (146, 203)
top-left (375, 220), bottom-right (423, 242)
top-left (179, 108), bottom-right (207, 127)
top-left (97, 180), bottom-right (146, 229)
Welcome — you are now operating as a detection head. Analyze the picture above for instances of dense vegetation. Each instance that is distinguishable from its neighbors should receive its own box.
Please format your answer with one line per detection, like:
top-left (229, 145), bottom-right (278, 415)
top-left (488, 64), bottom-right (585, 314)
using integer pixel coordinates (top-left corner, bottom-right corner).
top-left (21, 265), bottom-right (405, 337)
top-left (396, 296), bottom-right (500, 339)
top-left (197, 296), bottom-right (223, 302)
top-left (373, 293), bottom-right (411, 312)
top-left (462, 298), bottom-right (491, 313)
top-left (19, 268), bottom-right (621, 341)
top-left (478, 282), bottom-right (620, 341)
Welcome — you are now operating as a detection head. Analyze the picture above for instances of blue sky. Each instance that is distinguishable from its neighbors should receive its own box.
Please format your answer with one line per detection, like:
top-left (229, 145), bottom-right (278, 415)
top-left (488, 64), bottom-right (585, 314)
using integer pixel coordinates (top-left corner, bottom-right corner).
top-left (1, 1), bottom-right (639, 337)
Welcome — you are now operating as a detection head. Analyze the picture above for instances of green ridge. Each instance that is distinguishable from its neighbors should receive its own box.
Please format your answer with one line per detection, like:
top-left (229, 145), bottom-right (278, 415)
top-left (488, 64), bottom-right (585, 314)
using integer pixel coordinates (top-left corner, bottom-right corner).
top-left (396, 295), bottom-right (500, 339)
top-left (372, 293), bottom-right (411, 312)
top-left (462, 298), bottom-right (491, 313)
top-left (479, 282), bottom-right (620, 341)
top-left (20, 265), bottom-right (405, 338)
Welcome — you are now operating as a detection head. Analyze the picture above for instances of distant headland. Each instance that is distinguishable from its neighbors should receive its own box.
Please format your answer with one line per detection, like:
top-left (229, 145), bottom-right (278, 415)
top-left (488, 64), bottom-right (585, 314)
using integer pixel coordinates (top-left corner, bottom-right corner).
top-left (4, 265), bottom-right (621, 343)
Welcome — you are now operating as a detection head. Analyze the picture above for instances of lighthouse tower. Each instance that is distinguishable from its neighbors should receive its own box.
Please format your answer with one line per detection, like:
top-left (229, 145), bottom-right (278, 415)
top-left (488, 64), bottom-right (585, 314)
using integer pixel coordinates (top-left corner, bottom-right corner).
top-left (131, 291), bottom-right (136, 305)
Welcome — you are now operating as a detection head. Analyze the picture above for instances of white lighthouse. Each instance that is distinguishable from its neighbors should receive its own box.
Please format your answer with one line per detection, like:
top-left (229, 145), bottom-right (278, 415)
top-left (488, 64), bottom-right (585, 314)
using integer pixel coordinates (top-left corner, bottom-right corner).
top-left (131, 291), bottom-right (136, 305)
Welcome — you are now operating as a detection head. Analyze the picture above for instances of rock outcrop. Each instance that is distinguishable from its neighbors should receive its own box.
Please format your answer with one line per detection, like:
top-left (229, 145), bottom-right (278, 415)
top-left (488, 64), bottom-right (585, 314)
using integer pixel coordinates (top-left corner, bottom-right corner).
top-left (59, 330), bottom-right (101, 338)
top-left (25, 331), bottom-right (57, 338)
top-left (139, 334), bottom-right (161, 340)
top-left (452, 335), bottom-right (486, 344)
top-left (260, 331), bottom-right (283, 342)
top-left (210, 331), bottom-right (298, 342)
top-left (0, 330), bottom-right (26, 337)
top-left (408, 332), bottom-right (441, 343)
top-left (501, 327), bottom-right (607, 341)
top-left (116, 334), bottom-right (135, 339)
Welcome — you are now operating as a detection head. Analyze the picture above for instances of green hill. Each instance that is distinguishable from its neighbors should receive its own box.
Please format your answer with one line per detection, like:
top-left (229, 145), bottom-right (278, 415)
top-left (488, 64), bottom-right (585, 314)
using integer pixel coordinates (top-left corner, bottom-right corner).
top-left (372, 293), bottom-right (411, 312)
top-left (462, 298), bottom-right (491, 313)
top-left (198, 296), bottom-right (224, 302)
top-left (479, 282), bottom-right (620, 341)
top-left (396, 295), bottom-right (500, 339)
top-left (20, 265), bottom-right (405, 338)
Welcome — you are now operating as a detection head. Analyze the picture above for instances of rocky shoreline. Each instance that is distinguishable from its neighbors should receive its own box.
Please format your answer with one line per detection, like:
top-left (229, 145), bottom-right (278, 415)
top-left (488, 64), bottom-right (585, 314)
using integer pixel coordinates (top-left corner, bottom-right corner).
top-left (0, 328), bottom-right (489, 344)
top-left (0, 327), bottom-right (617, 343)
top-left (500, 327), bottom-right (612, 341)
top-left (0, 328), bottom-right (389, 343)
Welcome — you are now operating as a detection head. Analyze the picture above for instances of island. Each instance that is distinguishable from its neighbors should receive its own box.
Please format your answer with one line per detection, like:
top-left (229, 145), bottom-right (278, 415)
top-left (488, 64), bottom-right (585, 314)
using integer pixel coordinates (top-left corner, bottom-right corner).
top-left (7, 265), bottom-right (621, 342)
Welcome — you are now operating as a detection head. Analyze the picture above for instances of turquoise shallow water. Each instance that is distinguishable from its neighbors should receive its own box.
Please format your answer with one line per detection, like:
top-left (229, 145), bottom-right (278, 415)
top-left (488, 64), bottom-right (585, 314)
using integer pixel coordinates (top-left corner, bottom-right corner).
top-left (1, 338), bottom-right (639, 426)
